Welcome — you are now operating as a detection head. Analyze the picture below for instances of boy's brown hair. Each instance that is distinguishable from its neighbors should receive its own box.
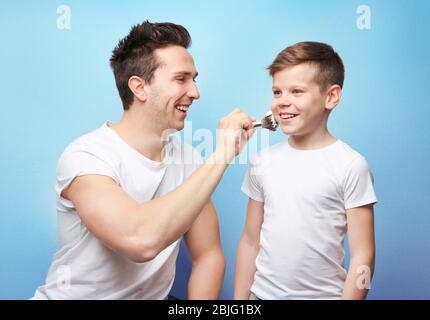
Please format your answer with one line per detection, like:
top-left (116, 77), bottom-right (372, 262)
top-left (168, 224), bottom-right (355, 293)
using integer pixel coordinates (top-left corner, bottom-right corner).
top-left (268, 41), bottom-right (344, 92)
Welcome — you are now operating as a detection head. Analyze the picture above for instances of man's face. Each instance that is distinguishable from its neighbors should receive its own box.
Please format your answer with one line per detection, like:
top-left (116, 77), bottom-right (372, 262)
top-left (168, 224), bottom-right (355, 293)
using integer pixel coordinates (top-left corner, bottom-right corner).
top-left (145, 45), bottom-right (200, 132)
top-left (271, 63), bottom-right (329, 136)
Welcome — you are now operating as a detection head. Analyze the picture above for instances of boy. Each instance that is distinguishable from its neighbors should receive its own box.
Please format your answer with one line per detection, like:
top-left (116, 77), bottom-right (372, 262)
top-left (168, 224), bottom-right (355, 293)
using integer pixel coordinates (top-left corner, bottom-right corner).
top-left (235, 42), bottom-right (377, 300)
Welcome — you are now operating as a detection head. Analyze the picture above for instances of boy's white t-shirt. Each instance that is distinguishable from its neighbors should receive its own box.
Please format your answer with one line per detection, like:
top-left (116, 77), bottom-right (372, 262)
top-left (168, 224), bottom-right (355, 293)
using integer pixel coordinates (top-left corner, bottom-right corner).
top-left (242, 139), bottom-right (377, 300)
top-left (33, 122), bottom-right (203, 300)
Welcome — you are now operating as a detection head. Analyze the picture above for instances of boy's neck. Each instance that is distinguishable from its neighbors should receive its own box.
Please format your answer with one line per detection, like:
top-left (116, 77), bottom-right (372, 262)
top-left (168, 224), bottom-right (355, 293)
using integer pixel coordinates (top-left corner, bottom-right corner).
top-left (288, 128), bottom-right (337, 150)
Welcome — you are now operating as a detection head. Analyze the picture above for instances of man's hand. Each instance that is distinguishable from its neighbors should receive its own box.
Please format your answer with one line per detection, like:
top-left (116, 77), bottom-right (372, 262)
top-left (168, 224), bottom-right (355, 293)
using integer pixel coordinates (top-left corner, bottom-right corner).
top-left (215, 108), bottom-right (256, 164)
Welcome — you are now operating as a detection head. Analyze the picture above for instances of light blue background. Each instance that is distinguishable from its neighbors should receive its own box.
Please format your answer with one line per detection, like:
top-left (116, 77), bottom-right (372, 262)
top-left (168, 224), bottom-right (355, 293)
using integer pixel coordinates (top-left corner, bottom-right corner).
top-left (1, 0), bottom-right (429, 299)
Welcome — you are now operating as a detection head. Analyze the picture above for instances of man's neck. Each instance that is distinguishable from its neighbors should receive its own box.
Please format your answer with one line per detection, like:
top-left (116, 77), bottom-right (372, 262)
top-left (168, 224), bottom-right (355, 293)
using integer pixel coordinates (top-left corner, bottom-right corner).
top-left (110, 109), bottom-right (168, 162)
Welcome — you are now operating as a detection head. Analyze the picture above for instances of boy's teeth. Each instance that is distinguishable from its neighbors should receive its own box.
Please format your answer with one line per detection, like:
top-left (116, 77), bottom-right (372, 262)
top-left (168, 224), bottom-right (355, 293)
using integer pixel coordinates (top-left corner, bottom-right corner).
top-left (280, 113), bottom-right (298, 119)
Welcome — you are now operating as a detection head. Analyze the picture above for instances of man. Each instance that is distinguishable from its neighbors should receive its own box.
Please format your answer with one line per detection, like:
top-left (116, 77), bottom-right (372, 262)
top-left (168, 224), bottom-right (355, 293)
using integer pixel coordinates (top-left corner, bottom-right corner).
top-left (33, 21), bottom-right (255, 299)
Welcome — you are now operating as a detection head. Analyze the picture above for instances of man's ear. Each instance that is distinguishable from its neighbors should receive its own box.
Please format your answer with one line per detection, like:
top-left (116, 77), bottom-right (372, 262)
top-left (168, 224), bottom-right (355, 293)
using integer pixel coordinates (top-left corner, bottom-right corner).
top-left (128, 76), bottom-right (148, 103)
top-left (325, 84), bottom-right (342, 111)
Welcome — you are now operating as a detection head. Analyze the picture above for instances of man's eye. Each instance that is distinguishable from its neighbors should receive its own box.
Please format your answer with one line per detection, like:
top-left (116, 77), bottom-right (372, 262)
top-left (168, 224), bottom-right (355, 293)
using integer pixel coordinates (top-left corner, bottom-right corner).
top-left (176, 78), bottom-right (185, 82)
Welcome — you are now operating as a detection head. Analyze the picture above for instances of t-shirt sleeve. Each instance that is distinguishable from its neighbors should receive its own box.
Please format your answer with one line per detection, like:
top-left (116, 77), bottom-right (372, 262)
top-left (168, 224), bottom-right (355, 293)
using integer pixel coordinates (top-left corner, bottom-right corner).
top-left (56, 146), bottom-right (118, 200)
top-left (241, 155), bottom-right (264, 203)
top-left (343, 156), bottom-right (378, 210)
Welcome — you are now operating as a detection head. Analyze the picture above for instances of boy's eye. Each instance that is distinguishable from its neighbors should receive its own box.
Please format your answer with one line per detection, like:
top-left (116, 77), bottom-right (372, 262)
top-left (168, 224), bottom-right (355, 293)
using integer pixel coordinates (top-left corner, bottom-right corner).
top-left (292, 89), bottom-right (304, 94)
top-left (175, 78), bottom-right (185, 82)
top-left (273, 90), bottom-right (281, 96)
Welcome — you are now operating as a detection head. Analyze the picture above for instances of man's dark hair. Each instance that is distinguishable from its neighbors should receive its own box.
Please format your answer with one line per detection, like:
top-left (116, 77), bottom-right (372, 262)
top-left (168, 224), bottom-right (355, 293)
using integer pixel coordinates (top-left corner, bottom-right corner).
top-left (110, 21), bottom-right (191, 110)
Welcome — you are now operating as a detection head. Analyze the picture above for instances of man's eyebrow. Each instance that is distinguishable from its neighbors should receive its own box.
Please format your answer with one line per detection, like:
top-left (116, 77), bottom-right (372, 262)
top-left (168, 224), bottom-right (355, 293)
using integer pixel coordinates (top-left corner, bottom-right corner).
top-left (173, 71), bottom-right (199, 79)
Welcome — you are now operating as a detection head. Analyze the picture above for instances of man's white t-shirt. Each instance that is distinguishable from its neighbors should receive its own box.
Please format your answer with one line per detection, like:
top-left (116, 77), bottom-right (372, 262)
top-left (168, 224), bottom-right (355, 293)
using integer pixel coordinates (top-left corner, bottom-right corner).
top-left (242, 139), bottom-right (377, 300)
top-left (33, 122), bottom-right (203, 299)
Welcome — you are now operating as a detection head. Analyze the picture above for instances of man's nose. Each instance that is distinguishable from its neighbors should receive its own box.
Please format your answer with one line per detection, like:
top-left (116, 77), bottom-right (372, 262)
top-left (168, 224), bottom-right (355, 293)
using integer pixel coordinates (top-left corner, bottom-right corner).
top-left (187, 82), bottom-right (200, 100)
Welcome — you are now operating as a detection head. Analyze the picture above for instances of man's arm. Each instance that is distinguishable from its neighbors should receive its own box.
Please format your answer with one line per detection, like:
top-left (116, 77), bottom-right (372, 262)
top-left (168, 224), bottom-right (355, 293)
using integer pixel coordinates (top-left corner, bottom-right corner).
top-left (63, 109), bottom-right (255, 263)
top-left (234, 198), bottom-right (264, 299)
top-left (342, 204), bottom-right (376, 299)
top-left (184, 201), bottom-right (225, 299)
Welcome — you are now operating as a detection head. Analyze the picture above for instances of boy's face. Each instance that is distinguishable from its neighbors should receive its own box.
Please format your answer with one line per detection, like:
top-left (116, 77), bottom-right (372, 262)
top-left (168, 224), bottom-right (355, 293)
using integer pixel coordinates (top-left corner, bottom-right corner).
top-left (145, 45), bottom-right (200, 132)
top-left (271, 63), bottom-right (333, 137)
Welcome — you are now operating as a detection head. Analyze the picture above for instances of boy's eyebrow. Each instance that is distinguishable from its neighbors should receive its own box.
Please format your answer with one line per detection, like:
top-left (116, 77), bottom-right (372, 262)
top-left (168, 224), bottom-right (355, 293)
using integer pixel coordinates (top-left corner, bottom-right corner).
top-left (272, 83), bottom-right (308, 89)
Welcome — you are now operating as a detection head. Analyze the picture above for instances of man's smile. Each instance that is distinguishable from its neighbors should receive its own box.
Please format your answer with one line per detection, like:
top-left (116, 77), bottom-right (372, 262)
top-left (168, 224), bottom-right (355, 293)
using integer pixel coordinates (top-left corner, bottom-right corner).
top-left (175, 104), bottom-right (190, 113)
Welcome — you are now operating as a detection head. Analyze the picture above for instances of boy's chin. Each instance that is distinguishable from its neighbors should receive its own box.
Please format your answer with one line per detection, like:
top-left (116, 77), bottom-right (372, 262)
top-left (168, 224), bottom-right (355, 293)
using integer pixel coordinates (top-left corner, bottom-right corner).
top-left (280, 125), bottom-right (297, 135)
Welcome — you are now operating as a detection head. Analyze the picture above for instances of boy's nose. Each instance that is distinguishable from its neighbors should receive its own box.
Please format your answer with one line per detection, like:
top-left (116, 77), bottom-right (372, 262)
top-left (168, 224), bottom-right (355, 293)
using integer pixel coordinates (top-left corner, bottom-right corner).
top-left (276, 101), bottom-right (293, 109)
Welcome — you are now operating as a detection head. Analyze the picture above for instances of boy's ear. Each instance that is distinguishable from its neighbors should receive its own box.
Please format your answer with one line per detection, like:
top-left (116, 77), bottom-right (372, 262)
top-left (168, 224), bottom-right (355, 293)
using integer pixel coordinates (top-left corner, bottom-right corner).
top-left (325, 84), bottom-right (342, 111)
top-left (128, 76), bottom-right (148, 103)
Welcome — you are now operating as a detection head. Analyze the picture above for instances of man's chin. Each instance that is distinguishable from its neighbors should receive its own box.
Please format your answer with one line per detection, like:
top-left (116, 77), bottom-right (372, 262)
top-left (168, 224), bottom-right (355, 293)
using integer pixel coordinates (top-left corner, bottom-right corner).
top-left (161, 125), bottom-right (183, 140)
top-left (174, 122), bottom-right (185, 131)
top-left (168, 122), bottom-right (185, 133)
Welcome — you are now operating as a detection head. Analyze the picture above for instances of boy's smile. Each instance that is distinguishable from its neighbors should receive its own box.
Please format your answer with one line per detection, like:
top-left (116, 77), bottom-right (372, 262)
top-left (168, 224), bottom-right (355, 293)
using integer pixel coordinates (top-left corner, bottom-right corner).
top-left (279, 111), bottom-right (300, 124)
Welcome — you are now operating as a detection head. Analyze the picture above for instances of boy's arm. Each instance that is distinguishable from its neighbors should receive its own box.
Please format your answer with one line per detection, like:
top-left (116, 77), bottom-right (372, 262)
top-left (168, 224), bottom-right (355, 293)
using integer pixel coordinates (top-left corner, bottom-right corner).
top-left (342, 204), bottom-right (376, 300)
top-left (234, 198), bottom-right (264, 299)
top-left (184, 201), bottom-right (226, 299)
